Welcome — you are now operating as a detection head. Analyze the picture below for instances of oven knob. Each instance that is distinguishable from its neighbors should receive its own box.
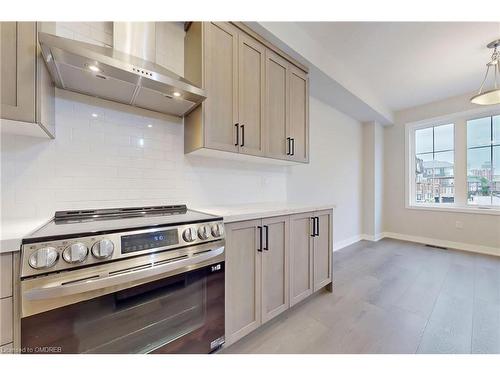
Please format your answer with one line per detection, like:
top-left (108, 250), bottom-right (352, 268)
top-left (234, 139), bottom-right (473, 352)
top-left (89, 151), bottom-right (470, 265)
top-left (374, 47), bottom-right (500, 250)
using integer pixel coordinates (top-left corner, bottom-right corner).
top-left (182, 227), bottom-right (196, 242)
top-left (211, 223), bottom-right (224, 238)
top-left (198, 225), bottom-right (209, 240)
top-left (62, 242), bottom-right (88, 264)
top-left (92, 239), bottom-right (115, 259)
top-left (28, 247), bottom-right (59, 269)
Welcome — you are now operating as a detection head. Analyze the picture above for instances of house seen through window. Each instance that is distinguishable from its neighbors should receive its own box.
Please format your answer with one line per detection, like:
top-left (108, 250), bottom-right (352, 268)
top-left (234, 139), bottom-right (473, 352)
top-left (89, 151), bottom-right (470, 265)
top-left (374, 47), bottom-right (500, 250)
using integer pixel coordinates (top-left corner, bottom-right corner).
top-left (415, 124), bottom-right (454, 204)
top-left (467, 115), bottom-right (500, 206)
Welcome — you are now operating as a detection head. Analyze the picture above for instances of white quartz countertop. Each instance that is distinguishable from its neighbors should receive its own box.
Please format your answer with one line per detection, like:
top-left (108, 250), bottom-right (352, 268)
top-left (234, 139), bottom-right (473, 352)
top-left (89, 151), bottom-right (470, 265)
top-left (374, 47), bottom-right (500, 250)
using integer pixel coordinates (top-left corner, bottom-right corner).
top-left (194, 203), bottom-right (335, 223)
top-left (0, 217), bottom-right (52, 253)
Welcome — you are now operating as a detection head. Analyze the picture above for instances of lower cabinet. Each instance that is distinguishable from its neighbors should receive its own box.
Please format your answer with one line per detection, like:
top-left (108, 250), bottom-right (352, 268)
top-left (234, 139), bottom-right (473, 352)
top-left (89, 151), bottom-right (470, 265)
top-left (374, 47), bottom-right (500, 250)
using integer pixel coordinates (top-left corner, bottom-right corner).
top-left (224, 209), bottom-right (332, 346)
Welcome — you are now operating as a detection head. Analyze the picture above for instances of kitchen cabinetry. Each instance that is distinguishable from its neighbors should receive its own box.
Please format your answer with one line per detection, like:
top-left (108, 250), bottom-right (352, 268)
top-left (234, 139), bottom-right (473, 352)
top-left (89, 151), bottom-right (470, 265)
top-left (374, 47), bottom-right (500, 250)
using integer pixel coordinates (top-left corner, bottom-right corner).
top-left (224, 209), bottom-right (332, 346)
top-left (184, 22), bottom-right (309, 163)
top-left (0, 253), bottom-right (14, 352)
top-left (225, 219), bottom-right (262, 344)
top-left (225, 216), bottom-right (290, 345)
top-left (0, 22), bottom-right (55, 138)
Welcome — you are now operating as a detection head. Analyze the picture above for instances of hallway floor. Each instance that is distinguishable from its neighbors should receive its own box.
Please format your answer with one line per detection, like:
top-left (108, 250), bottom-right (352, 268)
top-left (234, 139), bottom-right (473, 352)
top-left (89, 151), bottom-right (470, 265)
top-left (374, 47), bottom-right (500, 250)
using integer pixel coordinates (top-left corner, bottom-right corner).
top-left (222, 238), bottom-right (500, 354)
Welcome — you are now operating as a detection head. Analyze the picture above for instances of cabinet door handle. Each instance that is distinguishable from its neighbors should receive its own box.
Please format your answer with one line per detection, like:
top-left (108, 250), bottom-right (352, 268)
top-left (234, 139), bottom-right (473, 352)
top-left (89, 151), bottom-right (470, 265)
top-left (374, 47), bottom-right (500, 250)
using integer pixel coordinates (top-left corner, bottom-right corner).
top-left (240, 124), bottom-right (245, 147)
top-left (263, 225), bottom-right (269, 251)
top-left (235, 123), bottom-right (239, 146)
top-left (291, 138), bottom-right (295, 156)
top-left (258, 226), bottom-right (263, 252)
top-left (310, 217), bottom-right (316, 237)
top-left (315, 217), bottom-right (320, 236)
top-left (286, 137), bottom-right (291, 155)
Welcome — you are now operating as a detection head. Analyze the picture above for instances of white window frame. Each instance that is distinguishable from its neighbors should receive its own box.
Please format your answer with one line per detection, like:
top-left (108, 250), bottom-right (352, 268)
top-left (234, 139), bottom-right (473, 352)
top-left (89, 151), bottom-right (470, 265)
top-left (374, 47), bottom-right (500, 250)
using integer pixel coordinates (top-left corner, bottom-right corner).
top-left (405, 106), bottom-right (500, 216)
top-left (465, 113), bottom-right (500, 208)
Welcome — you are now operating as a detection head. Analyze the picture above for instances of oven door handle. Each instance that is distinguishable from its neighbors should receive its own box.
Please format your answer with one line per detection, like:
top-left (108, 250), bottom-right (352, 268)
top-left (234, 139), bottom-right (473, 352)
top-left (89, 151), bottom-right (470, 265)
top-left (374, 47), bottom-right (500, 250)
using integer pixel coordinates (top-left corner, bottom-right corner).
top-left (24, 246), bottom-right (224, 301)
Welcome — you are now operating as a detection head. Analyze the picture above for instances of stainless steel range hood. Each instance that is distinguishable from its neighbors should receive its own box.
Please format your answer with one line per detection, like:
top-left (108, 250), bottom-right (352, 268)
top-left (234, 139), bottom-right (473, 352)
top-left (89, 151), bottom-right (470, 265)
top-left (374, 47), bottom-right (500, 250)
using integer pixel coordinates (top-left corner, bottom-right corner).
top-left (38, 31), bottom-right (206, 117)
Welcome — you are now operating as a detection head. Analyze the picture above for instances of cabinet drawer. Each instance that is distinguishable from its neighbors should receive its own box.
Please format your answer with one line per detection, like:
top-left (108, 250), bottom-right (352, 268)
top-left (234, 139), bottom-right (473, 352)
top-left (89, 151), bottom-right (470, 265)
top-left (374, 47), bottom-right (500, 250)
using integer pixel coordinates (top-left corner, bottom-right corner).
top-left (0, 297), bottom-right (13, 345)
top-left (0, 253), bottom-right (13, 298)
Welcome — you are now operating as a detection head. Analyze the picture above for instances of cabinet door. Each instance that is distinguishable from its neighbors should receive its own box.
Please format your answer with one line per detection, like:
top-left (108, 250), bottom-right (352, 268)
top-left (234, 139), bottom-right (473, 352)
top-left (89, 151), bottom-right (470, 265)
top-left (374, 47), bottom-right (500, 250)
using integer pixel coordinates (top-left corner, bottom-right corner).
top-left (261, 216), bottom-right (289, 323)
top-left (224, 219), bottom-right (262, 345)
top-left (265, 50), bottom-right (289, 159)
top-left (1, 22), bottom-right (36, 123)
top-left (288, 65), bottom-right (309, 163)
top-left (238, 33), bottom-right (266, 157)
top-left (289, 212), bottom-right (314, 306)
top-left (203, 22), bottom-right (239, 153)
top-left (313, 210), bottom-right (333, 291)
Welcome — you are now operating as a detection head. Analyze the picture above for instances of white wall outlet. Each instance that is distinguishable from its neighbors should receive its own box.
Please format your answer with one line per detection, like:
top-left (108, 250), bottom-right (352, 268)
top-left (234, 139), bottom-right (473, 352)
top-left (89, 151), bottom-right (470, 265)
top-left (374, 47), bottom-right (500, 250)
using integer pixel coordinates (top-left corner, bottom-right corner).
top-left (455, 221), bottom-right (463, 229)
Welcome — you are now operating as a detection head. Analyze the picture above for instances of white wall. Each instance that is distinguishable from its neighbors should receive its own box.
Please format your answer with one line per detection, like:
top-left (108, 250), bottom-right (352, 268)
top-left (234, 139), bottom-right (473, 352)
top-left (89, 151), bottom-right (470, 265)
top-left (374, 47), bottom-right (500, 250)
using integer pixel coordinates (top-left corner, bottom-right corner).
top-left (287, 97), bottom-right (363, 249)
top-left (384, 93), bottom-right (500, 252)
top-left (362, 121), bottom-right (384, 239)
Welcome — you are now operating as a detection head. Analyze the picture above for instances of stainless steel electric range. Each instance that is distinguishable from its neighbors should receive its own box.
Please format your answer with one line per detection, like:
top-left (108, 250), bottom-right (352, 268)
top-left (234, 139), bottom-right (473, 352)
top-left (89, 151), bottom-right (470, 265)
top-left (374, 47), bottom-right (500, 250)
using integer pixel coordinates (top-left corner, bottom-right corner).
top-left (19, 205), bottom-right (225, 354)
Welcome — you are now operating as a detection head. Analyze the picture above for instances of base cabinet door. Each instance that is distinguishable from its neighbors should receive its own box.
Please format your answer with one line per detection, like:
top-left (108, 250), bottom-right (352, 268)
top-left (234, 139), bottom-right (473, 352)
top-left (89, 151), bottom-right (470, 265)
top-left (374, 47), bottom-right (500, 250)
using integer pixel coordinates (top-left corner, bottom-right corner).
top-left (261, 216), bottom-right (289, 323)
top-left (224, 220), bottom-right (262, 345)
top-left (289, 212), bottom-right (314, 306)
top-left (313, 210), bottom-right (333, 291)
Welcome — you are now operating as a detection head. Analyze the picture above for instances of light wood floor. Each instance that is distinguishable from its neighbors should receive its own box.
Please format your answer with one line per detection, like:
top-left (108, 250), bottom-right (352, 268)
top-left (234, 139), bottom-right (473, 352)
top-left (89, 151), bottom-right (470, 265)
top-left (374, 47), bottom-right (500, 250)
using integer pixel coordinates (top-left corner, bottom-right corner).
top-left (222, 238), bottom-right (500, 354)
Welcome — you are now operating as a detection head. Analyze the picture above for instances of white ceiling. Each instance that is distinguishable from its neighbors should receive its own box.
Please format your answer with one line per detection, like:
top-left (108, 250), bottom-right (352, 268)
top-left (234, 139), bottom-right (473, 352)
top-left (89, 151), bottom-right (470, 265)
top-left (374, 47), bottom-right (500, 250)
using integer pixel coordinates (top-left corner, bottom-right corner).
top-left (296, 22), bottom-right (500, 111)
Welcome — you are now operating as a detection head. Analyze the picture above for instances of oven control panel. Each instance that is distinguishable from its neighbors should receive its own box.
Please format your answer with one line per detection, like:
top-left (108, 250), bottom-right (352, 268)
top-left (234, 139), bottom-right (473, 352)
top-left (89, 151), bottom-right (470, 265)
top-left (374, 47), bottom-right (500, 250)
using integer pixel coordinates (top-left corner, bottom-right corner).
top-left (21, 221), bottom-right (225, 278)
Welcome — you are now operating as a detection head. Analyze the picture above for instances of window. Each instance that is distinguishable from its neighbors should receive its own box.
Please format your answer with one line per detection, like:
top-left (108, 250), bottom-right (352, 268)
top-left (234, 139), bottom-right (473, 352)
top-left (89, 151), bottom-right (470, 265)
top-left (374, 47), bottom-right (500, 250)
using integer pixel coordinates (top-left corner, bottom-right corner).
top-left (467, 115), bottom-right (500, 206)
top-left (414, 124), bottom-right (454, 204)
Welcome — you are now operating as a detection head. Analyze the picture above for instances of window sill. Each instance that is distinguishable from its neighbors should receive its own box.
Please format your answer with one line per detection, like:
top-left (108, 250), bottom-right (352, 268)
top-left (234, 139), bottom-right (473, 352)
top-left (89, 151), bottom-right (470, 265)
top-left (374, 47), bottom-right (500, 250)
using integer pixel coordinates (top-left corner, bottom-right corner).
top-left (406, 204), bottom-right (500, 216)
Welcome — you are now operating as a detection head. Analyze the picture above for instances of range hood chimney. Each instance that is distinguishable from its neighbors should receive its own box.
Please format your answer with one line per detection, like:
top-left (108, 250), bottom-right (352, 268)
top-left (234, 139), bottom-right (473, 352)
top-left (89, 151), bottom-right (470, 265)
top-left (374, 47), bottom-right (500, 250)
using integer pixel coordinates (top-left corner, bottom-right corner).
top-left (39, 23), bottom-right (206, 117)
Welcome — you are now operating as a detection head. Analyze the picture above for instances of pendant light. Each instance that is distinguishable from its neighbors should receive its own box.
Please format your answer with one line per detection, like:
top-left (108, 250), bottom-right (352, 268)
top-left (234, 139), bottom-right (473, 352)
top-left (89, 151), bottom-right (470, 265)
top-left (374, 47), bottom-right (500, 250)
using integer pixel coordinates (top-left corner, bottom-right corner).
top-left (470, 39), bottom-right (500, 105)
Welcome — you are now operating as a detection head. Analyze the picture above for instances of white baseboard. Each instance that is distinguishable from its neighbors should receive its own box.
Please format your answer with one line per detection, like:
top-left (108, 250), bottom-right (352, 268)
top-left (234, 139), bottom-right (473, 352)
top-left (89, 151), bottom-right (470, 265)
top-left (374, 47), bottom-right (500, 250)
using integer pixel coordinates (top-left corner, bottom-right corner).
top-left (382, 231), bottom-right (500, 257)
top-left (333, 234), bottom-right (364, 251)
top-left (334, 231), bottom-right (500, 257)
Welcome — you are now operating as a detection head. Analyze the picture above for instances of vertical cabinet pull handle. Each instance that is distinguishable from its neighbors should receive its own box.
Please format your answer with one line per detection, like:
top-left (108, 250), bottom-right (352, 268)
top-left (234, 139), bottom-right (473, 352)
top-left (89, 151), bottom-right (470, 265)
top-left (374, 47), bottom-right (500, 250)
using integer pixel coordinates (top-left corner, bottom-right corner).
top-left (315, 217), bottom-right (320, 236)
top-left (257, 226), bottom-right (263, 252)
top-left (291, 138), bottom-right (295, 156)
top-left (240, 125), bottom-right (245, 147)
top-left (263, 225), bottom-right (269, 251)
top-left (286, 137), bottom-right (291, 155)
top-left (311, 217), bottom-right (316, 237)
top-left (235, 123), bottom-right (239, 146)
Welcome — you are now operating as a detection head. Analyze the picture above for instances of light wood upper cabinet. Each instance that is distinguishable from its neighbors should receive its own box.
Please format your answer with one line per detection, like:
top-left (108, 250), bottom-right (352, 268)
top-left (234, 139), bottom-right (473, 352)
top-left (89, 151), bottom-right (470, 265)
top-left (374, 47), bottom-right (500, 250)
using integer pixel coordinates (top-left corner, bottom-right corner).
top-left (184, 22), bottom-right (309, 163)
top-left (261, 216), bottom-right (289, 323)
top-left (0, 22), bottom-right (55, 138)
top-left (265, 50), bottom-right (289, 159)
top-left (288, 66), bottom-right (309, 162)
top-left (238, 34), bottom-right (265, 157)
top-left (313, 210), bottom-right (333, 291)
top-left (203, 22), bottom-right (239, 153)
top-left (224, 219), bottom-right (262, 345)
top-left (289, 212), bottom-right (314, 306)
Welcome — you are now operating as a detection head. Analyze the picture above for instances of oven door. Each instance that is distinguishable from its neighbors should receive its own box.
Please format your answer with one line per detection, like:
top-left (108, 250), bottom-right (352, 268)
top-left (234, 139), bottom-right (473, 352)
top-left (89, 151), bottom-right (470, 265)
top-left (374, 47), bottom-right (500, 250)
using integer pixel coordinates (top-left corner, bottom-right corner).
top-left (21, 243), bottom-right (225, 354)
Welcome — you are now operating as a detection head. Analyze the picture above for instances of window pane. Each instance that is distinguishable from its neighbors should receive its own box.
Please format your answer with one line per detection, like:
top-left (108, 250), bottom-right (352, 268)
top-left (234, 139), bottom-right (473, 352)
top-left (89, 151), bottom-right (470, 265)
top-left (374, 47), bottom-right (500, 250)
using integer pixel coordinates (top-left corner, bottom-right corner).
top-left (467, 117), bottom-right (491, 148)
top-left (494, 115), bottom-right (500, 146)
top-left (415, 154), bottom-right (433, 203)
top-left (434, 124), bottom-right (454, 152)
top-left (415, 127), bottom-right (433, 154)
top-left (493, 146), bottom-right (500, 206)
top-left (433, 151), bottom-right (454, 203)
top-left (467, 147), bottom-right (491, 205)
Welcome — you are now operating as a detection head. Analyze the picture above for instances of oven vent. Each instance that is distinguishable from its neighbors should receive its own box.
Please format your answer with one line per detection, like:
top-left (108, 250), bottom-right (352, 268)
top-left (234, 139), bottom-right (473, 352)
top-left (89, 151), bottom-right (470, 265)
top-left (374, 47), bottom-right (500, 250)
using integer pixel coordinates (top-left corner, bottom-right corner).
top-left (55, 205), bottom-right (188, 222)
